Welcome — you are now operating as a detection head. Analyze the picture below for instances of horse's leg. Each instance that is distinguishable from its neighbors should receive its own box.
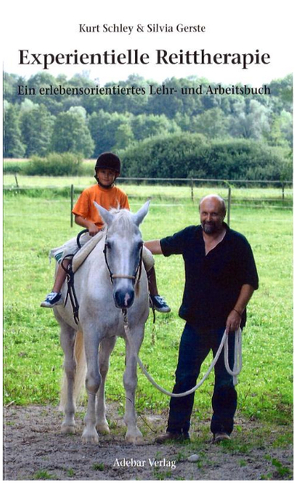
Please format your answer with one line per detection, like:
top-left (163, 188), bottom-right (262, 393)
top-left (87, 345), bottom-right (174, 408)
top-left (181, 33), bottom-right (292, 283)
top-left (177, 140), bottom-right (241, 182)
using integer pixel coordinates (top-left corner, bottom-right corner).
top-left (59, 321), bottom-right (77, 434)
top-left (123, 326), bottom-right (144, 444)
top-left (96, 336), bottom-right (117, 434)
top-left (82, 330), bottom-right (101, 443)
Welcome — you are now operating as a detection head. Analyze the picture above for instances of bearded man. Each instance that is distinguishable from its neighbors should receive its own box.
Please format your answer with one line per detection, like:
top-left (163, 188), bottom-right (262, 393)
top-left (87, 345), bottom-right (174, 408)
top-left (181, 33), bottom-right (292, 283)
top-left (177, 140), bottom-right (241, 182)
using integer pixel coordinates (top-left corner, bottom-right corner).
top-left (145, 194), bottom-right (259, 443)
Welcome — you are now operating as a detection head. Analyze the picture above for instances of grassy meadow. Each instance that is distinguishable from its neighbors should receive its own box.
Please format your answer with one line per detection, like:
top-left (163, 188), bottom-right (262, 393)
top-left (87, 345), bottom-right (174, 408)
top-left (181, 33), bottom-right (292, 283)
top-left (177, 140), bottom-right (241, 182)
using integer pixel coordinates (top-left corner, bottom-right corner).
top-left (3, 182), bottom-right (293, 439)
top-left (3, 172), bottom-right (293, 207)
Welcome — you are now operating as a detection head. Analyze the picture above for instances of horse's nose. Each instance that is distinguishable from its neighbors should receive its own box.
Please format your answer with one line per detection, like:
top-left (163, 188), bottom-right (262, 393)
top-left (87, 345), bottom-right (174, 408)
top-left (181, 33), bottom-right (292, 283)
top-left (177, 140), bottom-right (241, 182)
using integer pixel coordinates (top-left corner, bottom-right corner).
top-left (114, 288), bottom-right (135, 309)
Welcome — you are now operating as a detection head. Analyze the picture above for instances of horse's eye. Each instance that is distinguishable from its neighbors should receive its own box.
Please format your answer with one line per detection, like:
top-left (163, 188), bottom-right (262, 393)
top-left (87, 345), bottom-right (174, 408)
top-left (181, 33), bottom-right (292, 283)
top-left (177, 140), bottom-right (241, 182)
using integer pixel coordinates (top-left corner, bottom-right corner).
top-left (106, 242), bottom-right (112, 249)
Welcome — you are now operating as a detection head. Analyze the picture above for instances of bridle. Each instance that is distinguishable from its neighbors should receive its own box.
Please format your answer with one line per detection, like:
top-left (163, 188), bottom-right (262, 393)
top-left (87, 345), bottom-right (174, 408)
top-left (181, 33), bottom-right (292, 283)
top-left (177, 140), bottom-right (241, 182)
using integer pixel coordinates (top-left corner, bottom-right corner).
top-left (103, 235), bottom-right (143, 285)
top-left (62, 228), bottom-right (143, 325)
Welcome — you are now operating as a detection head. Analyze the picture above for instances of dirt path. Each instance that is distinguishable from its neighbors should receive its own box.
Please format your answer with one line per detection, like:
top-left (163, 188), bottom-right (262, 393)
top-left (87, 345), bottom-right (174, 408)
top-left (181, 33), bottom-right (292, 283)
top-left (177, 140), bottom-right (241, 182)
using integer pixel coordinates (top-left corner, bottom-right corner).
top-left (3, 404), bottom-right (293, 480)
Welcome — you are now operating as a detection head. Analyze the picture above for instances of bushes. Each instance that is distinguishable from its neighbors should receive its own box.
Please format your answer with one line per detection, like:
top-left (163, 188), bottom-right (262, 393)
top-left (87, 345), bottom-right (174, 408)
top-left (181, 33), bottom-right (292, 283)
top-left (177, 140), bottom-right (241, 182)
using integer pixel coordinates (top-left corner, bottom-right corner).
top-left (187, 140), bottom-right (289, 181)
top-left (3, 161), bottom-right (29, 174)
top-left (3, 136), bottom-right (292, 181)
top-left (120, 134), bottom-right (291, 181)
top-left (24, 152), bottom-right (84, 176)
top-left (120, 132), bottom-right (208, 178)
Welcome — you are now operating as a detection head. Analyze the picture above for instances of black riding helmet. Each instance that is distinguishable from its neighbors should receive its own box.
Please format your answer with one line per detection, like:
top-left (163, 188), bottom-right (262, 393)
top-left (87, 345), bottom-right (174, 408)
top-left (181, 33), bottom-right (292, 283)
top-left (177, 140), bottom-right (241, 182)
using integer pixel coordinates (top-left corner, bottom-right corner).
top-left (94, 152), bottom-right (121, 188)
top-left (95, 152), bottom-right (121, 174)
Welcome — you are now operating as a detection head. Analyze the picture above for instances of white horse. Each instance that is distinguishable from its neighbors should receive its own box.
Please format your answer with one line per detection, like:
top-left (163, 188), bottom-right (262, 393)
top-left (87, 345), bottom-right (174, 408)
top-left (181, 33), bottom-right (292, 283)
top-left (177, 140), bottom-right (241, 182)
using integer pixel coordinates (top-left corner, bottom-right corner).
top-left (53, 201), bottom-right (150, 444)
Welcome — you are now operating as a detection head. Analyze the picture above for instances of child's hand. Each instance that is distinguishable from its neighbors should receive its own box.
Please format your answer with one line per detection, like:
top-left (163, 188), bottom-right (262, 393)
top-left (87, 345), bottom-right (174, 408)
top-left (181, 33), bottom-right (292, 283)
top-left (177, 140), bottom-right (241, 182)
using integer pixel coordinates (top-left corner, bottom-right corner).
top-left (88, 223), bottom-right (100, 237)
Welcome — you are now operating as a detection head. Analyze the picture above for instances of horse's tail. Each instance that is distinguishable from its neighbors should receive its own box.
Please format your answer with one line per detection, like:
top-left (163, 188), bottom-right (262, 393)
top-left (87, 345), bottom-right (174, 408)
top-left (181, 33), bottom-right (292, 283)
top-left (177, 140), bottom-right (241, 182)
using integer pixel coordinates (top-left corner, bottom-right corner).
top-left (73, 331), bottom-right (87, 403)
top-left (59, 330), bottom-right (87, 411)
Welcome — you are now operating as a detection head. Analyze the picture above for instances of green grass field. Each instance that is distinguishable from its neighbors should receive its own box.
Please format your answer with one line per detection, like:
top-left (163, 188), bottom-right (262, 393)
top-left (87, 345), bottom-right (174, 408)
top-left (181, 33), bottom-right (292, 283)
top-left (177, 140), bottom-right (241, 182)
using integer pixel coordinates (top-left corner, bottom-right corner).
top-left (3, 186), bottom-right (293, 436)
top-left (3, 173), bottom-right (293, 206)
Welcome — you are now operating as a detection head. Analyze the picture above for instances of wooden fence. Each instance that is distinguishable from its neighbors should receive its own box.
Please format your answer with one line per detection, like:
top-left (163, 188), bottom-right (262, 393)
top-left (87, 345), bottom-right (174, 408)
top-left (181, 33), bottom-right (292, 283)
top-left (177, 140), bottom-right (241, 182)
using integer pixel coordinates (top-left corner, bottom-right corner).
top-left (3, 175), bottom-right (293, 228)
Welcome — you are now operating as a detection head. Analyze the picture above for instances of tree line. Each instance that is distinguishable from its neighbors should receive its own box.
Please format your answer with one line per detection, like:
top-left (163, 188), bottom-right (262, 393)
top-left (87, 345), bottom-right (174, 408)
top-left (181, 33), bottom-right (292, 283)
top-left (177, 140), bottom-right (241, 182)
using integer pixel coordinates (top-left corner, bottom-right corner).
top-left (3, 71), bottom-right (292, 180)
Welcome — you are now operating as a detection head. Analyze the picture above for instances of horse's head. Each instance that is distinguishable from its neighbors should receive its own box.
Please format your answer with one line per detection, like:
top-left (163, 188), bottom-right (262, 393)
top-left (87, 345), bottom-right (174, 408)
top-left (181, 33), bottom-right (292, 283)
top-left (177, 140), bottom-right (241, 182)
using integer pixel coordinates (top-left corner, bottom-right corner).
top-left (94, 200), bottom-right (150, 309)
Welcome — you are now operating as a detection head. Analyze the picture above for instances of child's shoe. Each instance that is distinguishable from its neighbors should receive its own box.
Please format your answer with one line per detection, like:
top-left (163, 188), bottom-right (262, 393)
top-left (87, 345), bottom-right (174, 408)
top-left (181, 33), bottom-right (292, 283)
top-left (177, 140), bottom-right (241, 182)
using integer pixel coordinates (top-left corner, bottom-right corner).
top-left (150, 295), bottom-right (171, 313)
top-left (40, 292), bottom-right (63, 308)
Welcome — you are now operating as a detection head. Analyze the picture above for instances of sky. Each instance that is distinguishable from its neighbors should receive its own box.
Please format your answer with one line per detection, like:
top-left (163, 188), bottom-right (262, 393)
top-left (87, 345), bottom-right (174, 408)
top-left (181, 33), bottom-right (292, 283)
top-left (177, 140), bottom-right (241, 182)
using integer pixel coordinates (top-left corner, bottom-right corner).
top-left (1, 0), bottom-right (293, 86)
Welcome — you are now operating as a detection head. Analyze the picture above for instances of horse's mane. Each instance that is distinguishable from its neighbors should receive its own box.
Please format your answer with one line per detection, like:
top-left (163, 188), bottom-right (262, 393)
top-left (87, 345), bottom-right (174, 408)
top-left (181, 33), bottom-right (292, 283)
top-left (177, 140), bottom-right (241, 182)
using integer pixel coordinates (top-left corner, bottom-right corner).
top-left (107, 208), bottom-right (135, 233)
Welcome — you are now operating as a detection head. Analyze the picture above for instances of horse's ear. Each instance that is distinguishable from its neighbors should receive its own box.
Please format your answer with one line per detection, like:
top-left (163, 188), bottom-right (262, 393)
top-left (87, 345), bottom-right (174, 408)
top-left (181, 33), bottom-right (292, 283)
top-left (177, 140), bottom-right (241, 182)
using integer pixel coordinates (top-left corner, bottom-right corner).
top-left (132, 200), bottom-right (150, 226)
top-left (94, 201), bottom-right (114, 226)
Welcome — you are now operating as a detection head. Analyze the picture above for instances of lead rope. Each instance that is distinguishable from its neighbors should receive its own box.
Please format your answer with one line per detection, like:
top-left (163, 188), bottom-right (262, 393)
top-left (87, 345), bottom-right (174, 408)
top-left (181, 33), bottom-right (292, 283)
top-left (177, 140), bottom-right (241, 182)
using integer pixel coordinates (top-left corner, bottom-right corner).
top-left (122, 309), bottom-right (242, 397)
top-left (224, 326), bottom-right (242, 385)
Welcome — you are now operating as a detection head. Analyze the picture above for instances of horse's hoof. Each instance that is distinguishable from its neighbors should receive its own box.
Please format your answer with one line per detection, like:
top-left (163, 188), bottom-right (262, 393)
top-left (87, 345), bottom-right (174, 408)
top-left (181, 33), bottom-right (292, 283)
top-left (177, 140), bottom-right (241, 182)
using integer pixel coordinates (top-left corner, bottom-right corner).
top-left (96, 422), bottom-right (110, 434)
top-left (61, 423), bottom-right (76, 434)
top-left (125, 429), bottom-right (144, 445)
top-left (82, 428), bottom-right (99, 443)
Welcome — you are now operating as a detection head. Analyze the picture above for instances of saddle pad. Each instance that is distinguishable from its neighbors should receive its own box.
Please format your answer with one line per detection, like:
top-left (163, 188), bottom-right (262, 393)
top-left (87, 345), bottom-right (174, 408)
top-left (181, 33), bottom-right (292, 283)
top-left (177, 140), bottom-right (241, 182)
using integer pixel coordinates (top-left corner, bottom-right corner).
top-left (142, 246), bottom-right (154, 272)
top-left (72, 231), bottom-right (105, 273)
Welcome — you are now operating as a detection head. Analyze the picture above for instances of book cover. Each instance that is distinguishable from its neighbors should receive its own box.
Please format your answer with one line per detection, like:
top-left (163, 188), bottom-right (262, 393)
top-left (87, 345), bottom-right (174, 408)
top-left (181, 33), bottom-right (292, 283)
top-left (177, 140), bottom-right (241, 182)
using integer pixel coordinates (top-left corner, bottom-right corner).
top-left (2, 0), bottom-right (293, 480)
